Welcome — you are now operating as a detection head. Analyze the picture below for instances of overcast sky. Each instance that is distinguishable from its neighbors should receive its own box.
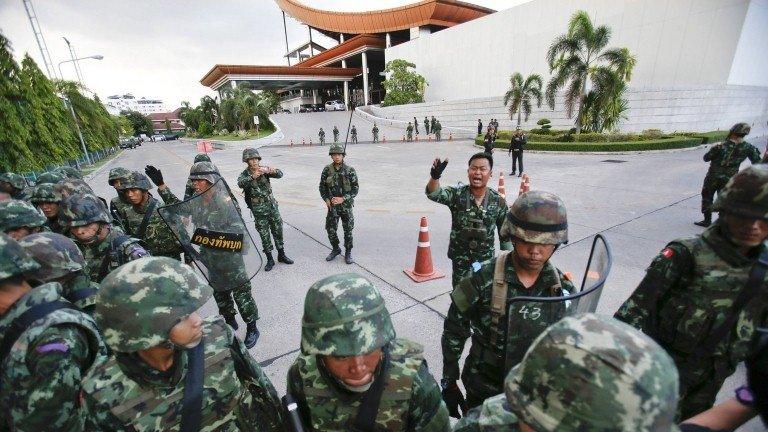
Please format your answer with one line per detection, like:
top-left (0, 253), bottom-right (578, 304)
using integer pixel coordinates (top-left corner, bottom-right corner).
top-left (0, 0), bottom-right (515, 110)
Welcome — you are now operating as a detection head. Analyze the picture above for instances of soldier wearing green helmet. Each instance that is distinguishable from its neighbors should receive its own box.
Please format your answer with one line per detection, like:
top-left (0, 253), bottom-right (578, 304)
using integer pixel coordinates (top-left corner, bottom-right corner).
top-left (440, 190), bottom-right (575, 417)
top-left (54, 177), bottom-right (95, 200)
top-left (320, 144), bottom-right (359, 263)
top-left (238, 147), bottom-right (294, 271)
top-left (616, 163), bottom-right (768, 419)
top-left (18, 232), bottom-right (100, 313)
top-left (30, 183), bottom-right (66, 234)
top-left (318, 127), bottom-right (326, 145)
top-left (184, 153), bottom-right (214, 200)
top-left (0, 172), bottom-right (30, 200)
top-left (0, 198), bottom-right (49, 240)
top-left (454, 314), bottom-right (680, 432)
top-left (695, 122), bottom-right (761, 227)
top-left (287, 273), bottom-right (450, 431)
top-left (107, 166), bottom-right (132, 230)
top-left (35, 170), bottom-right (64, 185)
top-left (59, 193), bottom-right (148, 282)
top-left (80, 257), bottom-right (285, 431)
top-left (54, 166), bottom-right (82, 180)
top-left (0, 233), bottom-right (107, 431)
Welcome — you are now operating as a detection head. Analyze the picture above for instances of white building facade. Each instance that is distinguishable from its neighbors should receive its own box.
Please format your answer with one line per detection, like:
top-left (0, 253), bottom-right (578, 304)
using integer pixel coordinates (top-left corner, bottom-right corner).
top-left (104, 94), bottom-right (167, 116)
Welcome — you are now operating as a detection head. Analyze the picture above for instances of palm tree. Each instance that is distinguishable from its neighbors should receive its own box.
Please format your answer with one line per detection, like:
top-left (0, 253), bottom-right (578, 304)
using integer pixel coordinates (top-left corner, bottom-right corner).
top-left (545, 11), bottom-right (636, 138)
top-left (199, 95), bottom-right (218, 126)
top-left (503, 72), bottom-right (543, 127)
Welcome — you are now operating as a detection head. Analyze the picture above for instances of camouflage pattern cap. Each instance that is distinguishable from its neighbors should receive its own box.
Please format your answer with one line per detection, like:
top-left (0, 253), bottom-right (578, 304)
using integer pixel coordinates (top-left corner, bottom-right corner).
top-left (18, 232), bottom-right (86, 281)
top-left (188, 161), bottom-right (220, 184)
top-left (55, 178), bottom-right (94, 199)
top-left (0, 172), bottom-right (28, 191)
top-left (193, 153), bottom-right (211, 163)
top-left (54, 166), bottom-right (83, 179)
top-left (242, 147), bottom-right (261, 162)
top-left (0, 232), bottom-right (41, 280)
top-left (729, 122), bottom-right (751, 136)
top-left (329, 144), bottom-right (346, 156)
top-left (95, 257), bottom-right (213, 352)
top-left (122, 171), bottom-right (153, 191)
top-left (30, 183), bottom-right (62, 204)
top-left (505, 313), bottom-right (679, 432)
top-left (35, 171), bottom-right (64, 185)
top-left (59, 193), bottom-right (111, 227)
top-left (713, 164), bottom-right (768, 219)
top-left (108, 167), bottom-right (132, 185)
top-left (0, 199), bottom-right (48, 231)
top-left (301, 273), bottom-right (395, 356)
top-left (501, 191), bottom-right (568, 244)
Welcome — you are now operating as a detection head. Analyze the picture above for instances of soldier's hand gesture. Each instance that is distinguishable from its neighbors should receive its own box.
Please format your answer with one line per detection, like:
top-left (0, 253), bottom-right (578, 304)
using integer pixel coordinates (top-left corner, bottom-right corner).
top-left (145, 165), bottom-right (164, 186)
top-left (430, 158), bottom-right (449, 180)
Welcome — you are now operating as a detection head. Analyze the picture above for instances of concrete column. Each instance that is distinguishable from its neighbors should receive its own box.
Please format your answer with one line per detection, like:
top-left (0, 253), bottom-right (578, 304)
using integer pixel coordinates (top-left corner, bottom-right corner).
top-left (362, 51), bottom-right (369, 106)
top-left (340, 33), bottom-right (345, 43)
top-left (342, 58), bottom-right (349, 107)
top-left (231, 80), bottom-right (237, 89)
top-left (386, 32), bottom-right (391, 48)
top-left (312, 89), bottom-right (318, 104)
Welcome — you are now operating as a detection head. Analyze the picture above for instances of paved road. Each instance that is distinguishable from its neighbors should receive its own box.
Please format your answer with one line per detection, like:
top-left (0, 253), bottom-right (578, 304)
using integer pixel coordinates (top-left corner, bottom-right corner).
top-left (88, 137), bottom-right (759, 429)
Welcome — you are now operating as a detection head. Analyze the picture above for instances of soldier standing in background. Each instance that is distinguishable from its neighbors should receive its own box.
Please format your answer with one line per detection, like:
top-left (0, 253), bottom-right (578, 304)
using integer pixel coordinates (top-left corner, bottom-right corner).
top-left (319, 127), bottom-right (326, 145)
top-left (333, 125), bottom-right (340, 143)
top-left (30, 183), bottom-right (66, 234)
top-left (477, 119), bottom-right (483, 136)
top-left (414, 116), bottom-right (420, 135)
top-left (0, 199), bottom-right (48, 240)
top-left (430, 116), bottom-right (437, 136)
top-left (183, 153), bottom-right (214, 200)
top-left (320, 145), bottom-right (359, 264)
top-left (372, 123), bottom-right (380, 143)
top-left (351, 125), bottom-right (358, 144)
top-left (508, 127), bottom-right (526, 177)
top-left (425, 116), bottom-right (430, 135)
top-left (434, 120), bottom-right (443, 141)
top-left (407, 122), bottom-right (414, 141)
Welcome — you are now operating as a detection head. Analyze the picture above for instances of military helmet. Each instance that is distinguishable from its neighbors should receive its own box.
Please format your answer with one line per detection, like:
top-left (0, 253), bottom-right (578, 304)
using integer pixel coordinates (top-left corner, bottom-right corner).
top-left (108, 167), bottom-right (132, 186)
top-left (505, 313), bottom-right (678, 432)
top-left (0, 199), bottom-right (48, 232)
top-left (501, 191), bottom-right (568, 244)
top-left (30, 183), bottom-right (62, 204)
top-left (0, 233), bottom-right (41, 281)
top-left (95, 257), bottom-right (213, 352)
top-left (55, 178), bottom-right (94, 199)
top-left (122, 171), bottom-right (153, 191)
top-left (35, 171), bottom-right (64, 185)
top-left (54, 166), bottom-right (82, 179)
top-left (18, 232), bottom-right (86, 281)
top-left (301, 273), bottom-right (395, 356)
top-left (59, 193), bottom-right (111, 227)
top-left (730, 122), bottom-right (751, 137)
top-left (188, 161), bottom-right (220, 184)
top-left (193, 153), bottom-right (211, 163)
top-left (242, 147), bottom-right (261, 162)
top-left (0, 173), bottom-right (28, 192)
top-left (329, 144), bottom-right (346, 156)
top-left (713, 164), bottom-right (768, 219)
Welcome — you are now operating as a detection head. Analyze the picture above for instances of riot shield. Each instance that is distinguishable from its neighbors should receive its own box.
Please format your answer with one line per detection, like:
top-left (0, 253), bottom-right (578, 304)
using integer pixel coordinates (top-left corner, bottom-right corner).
top-left (503, 234), bottom-right (612, 373)
top-left (157, 178), bottom-right (262, 291)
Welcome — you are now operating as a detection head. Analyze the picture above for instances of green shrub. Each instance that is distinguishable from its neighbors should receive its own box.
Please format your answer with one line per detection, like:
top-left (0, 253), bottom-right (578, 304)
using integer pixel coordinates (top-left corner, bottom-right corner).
top-left (475, 135), bottom-right (703, 152)
top-left (197, 120), bottom-right (213, 136)
top-left (692, 130), bottom-right (728, 144)
top-left (536, 118), bottom-right (551, 126)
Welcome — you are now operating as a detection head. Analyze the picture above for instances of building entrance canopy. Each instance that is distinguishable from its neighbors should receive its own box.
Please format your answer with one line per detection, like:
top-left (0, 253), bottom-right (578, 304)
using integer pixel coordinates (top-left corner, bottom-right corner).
top-left (200, 65), bottom-right (360, 91)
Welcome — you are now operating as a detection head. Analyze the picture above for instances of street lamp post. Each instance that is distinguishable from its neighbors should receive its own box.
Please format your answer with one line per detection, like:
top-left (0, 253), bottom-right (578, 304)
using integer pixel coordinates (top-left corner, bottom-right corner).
top-left (57, 55), bottom-right (103, 166)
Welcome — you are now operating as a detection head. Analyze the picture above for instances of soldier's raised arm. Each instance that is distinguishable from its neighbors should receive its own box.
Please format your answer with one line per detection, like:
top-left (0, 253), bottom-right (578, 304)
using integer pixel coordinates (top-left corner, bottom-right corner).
top-left (426, 158), bottom-right (450, 198)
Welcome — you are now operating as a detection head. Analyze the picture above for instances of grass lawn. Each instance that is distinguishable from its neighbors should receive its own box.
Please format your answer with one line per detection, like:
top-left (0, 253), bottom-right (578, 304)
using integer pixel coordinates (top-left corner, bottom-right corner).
top-left (198, 129), bottom-right (275, 141)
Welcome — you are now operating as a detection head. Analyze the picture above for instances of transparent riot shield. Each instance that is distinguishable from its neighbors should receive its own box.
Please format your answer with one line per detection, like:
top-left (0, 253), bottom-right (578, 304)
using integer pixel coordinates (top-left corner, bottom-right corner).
top-left (157, 178), bottom-right (262, 291)
top-left (503, 234), bottom-right (612, 373)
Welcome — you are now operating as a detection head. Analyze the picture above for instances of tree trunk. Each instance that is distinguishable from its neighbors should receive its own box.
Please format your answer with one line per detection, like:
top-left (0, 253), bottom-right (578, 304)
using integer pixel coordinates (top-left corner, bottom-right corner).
top-left (574, 78), bottom-right (588, 141)
top-left (517, 109), bottom-right (522, 127)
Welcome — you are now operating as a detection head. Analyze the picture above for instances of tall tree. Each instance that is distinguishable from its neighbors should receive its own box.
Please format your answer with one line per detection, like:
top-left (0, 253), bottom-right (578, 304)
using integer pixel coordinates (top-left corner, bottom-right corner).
top-left (179, 101), bottom-right (202, 131)
top-left (381, 59), bottom-right (427, 107)
top-left (199, 95), bottom-right (218, 126)
top-left (120, 109), bottom-right (154, 136)
top-left (545, 11), bottom-right (635, 138)
top-left (503, 72), bottom-right (543, 127)
top-left (0, 33), bottom-right (34, 171)
top-left (57, 80), bottom-right (119, 151)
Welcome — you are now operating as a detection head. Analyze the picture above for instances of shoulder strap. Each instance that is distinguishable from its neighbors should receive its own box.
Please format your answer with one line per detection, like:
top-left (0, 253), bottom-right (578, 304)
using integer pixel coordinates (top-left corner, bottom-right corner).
top-left (180, 340), bottom-right (205, 432)
top-left (135, 198), bottom-right (158, 239)
top-left (352, 346), bottom-right (391, 432)
top-left (490, 252), bottom-right (511, 347)
top-left (0, 301), bottom-right (78, 373)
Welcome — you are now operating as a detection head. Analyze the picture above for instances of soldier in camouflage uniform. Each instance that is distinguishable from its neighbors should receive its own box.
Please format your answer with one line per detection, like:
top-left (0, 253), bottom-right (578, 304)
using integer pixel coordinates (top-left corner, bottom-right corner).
top-left (120, 171), bottom-right (184, 260)
top-left (237, 147), bottom-right (294, 272)
top-left (616, 163), bottom-right (768, 419)
top-left (696, 122), bottom-right (761, 227)
top-left (430, 116), bottom-right (437, 135)
top-left (0, 233), bottom-right (107, 432)
top-left (434, 120), bottom-right (443, 141)
top-left (425, 116), bottom-right (430, 135)
top-left (0, 198), bottom-right (48, 240)
top-left (18, 232), bottom-right (100, 314)
top-left (54, 166), bottom-right (82, 179)
top-left (426, 153), bottom-right (512, 288)
top-left (453, 314), bottom-right (679, 432)
top-left (147, 162), bottom-right (261, 348)
top-left (59, 193), bottom-right (148, 283)
top-left (287, 273), bottom-right (450, 431)
top-left (107, 167), bottom-right (132, 231)
top-left (184, 153), bottom-right (213, 200)
top-left (441, 190), bottom-right (574, 416)
top-left (0, 172), bottom-right (29, 200)
top-left (372, 123), bottom-right (380, 143)
top-left (407, 122), bottom-right (414, 141)
top-left (333, 125), bottom-right (340, 143)
top-left (351, 125), bottom-right (358, 144)
top-left (55, 177), bottom-right (94, 200)
top-left (80, 257), bottom-right (285, 431)
top-left (35, 170), bottom-right (64, 185)
top-left (319, 127), bottom-right (326, 145)
top-left (30, 183), bottom-right (66, 234)
top-left (320, 144), bottom-right (359, 264)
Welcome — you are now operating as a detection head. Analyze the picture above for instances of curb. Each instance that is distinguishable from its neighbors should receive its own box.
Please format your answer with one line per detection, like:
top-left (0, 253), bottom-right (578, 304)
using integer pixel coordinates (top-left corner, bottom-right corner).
top-left (473, 142), bottom-right (715, 156)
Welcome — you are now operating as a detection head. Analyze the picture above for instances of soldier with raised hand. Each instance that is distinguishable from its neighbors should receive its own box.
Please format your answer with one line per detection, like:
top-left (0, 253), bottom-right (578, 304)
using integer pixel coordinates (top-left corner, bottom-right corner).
top-left (0, 199), bottom-right (48, 240)
top-left (319, 127), bottom-right (326, 145)
top-left (0, 233), bottom-right (107, 432)
top-left (372, 123), bottom-right (380, 143)
top-left (333, 125), bottom-right (340, 143)
top-left (696, 122), bottom-right (761, 227)
top-left (0, 172), bottom-right (30, 201)
top-left (59, 193), bottom-right (148, 283)
top-left (107, 166), bottom-right (132, 229)
top-left (351, 125), bottom-right (358, 144)
top-left (426, 153), bottom-right (511, 288)
top-left (238, 147), bottom-right (294, 272)
top-left (453, 313), bottom-right (680, 432)
top-left (80, 257), bottom-right (285, 431)
top-left (30, 183), bottom-right (66, 234)
top-left (320, 144), bottom-right (359, 264)
top-left (616, 164), bottom-right (768, 419)
top-left (287, 273), bottom-right (450, 432)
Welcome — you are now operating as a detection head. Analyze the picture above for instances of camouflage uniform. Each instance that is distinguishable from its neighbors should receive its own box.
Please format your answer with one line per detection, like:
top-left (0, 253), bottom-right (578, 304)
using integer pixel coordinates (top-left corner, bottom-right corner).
top-left (333, 125), bottom-right (340, 142)
top-left (54, 178), bottom-right (94, 200)
top-left (320, 145), bottom-right (359, 259)
top-left (30, 183), bottom-right (66, 234)
top-left (453, 314), bottom-right (679, 432)
top-left (35, 171), bottom-right (64, 185)
top-left (616, 164), bottom-right (768, 419)
top-left (0, 233), bottom-right (107, 432)
top-left (430, 117), bottom-right (436, 136)
top-left (287, 273), bottom-right (450, 431)
top-left (424, 117), bottom-right (430, 135)
top-left (59, 193), bottom-right (148, 283)
top-left (351, 125), bottom-right (358, 144)
top-left (407, 123), bottom-right (414, 141)
top-left (80, 257), bottom-right (284, 431)
top-left (18, 232), bottom-right (100, 313)
top-left (0, 172), bottom-right (29, 200)
top-left (434, 121), bottom-right (442, 141)
top-left (54, 166), bottom-right (82, 179)
top-left (184, 153), bottom-right (213, 200)
top-left (0, 199), bottom-right (48, 239)
top-left (372, 124), bottom-right (379, 143)
top-left (107, 167), bottom-right (132, 231)
top-left (319, 128), bottom-right (326, 145)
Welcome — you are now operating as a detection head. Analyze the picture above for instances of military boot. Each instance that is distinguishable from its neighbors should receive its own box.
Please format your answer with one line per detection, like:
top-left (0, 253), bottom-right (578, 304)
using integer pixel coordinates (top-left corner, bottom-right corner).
top-left (244, 321), bottom-right (260, 348)
top-left (264, 252), bottom-right (275, 272)
top-left (277, 249), bottom-right (294, 264)
top-left (326, 246), bottom-right (342, 261)
top-left (224, 314), bottom-right (239, 331)
top-left (344, 248), bottom-right (353, 264)
top-left (694, 212), bottom-right (711, 227)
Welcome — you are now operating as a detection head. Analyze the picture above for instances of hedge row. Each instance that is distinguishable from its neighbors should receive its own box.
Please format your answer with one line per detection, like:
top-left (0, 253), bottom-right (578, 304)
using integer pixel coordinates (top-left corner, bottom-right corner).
top-left (476, 135), bottom-right (706, 152)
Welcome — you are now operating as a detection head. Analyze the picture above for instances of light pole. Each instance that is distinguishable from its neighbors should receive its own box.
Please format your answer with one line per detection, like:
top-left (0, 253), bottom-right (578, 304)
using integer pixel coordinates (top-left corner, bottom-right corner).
top-left (57, 55), bottom-right (103, 166)
top-left (58, 54), bottom-right (103, 86)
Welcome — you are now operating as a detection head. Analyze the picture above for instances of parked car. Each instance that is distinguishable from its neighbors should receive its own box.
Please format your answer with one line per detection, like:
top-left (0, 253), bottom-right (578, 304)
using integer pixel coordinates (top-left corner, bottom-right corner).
top-left (163, 133), bottom-right (179, 141)
top-left (313, 104), bottom-right (326, 112)
top-left (151, 134), bottom-right (165, 142)
top-left (119, 137), bottom-right (137, 149)
top-left (325, 100), bottom-right (345, 111)
top-left (281, 109), bottom-right (291, 114)
top-left (299, 104), bottom-right (315, 113)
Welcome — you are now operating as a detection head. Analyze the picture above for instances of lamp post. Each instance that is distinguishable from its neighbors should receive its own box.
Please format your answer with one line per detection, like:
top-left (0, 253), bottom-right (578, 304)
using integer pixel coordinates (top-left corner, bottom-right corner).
top-left (57, 55), bottom-right (103, 166)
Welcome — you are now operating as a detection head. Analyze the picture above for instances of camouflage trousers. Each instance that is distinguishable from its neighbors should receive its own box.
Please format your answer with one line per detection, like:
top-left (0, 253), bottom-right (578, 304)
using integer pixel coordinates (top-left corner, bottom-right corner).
top-left (213, 287), bottom-right (259, 323)
top-left (407, 131), bottom-right (413, 141)
top-left (251, 204), bottom-right (284, 253)
top-left (372, 133), bottom-right (379, 143)
top-left (351, 135), bottom-right (358, 144)
top-left (700, 172), bottom-right (731, 214)
top-left (461, 345), bottom-right (505, 410)
top-left (326, 205), bottom-right (354, 249)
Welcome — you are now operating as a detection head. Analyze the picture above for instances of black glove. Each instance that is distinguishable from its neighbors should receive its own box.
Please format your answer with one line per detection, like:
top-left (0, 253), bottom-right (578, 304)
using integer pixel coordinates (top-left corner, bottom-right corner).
top-left (441, 380), bottom-right (467, 419)
top-left (430, 158), bottom-right (449, 180)
top-left (145, 165), bottom-right (164, 186)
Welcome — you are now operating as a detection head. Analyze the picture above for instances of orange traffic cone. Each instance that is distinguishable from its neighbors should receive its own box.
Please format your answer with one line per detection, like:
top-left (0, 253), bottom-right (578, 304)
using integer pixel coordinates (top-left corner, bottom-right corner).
top-left (415, 135), bottom-right (419, 142)
top-left (404, 217), bottom-right (445, 283)
top-left (519, 174), bottom-right (530, 195)
top-left (498, 172), bottom-right (506, 199)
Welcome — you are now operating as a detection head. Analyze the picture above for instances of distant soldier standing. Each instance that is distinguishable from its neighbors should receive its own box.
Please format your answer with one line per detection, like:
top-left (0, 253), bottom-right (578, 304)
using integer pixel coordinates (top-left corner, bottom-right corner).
top-left (0, 199), bottom-right (48, 240)
top-left (477, 119), bottom-right (483, 136)
top-left (320, 145), bottom-right (359, 264)
top-left (425, 116), bottom-right (430, 135)
top-left (430, 116), bottom-right (437, 135)
top-left (695, 122), bottom-right (760, 227)
top-left (333, 125), bottom-right (340, 143)
top-left (0, 172), bottom-right (29, 201)
top-left (319, 127), bottom-right (326, 145)
top-left (351, 125), bottom-right (358, 144)
top-left (372, 123), bottom-right (380, 143)
top-left (407, 122), bottom-right (414, 141)
top-left (30, 183), bottom-right (66, 234)
top-left (414, 116), bottom-right (420, 135)
top-left (434, 120), bottom-right (442, 141)
top-left (238, 147), bottom-right (294, 272)
top-left (508, 127), bottom-right (526, 177)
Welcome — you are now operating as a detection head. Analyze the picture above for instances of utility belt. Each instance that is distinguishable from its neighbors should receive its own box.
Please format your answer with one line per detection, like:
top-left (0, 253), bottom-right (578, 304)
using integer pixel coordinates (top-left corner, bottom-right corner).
top-left (459, 223), bottom-right (491, 251)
